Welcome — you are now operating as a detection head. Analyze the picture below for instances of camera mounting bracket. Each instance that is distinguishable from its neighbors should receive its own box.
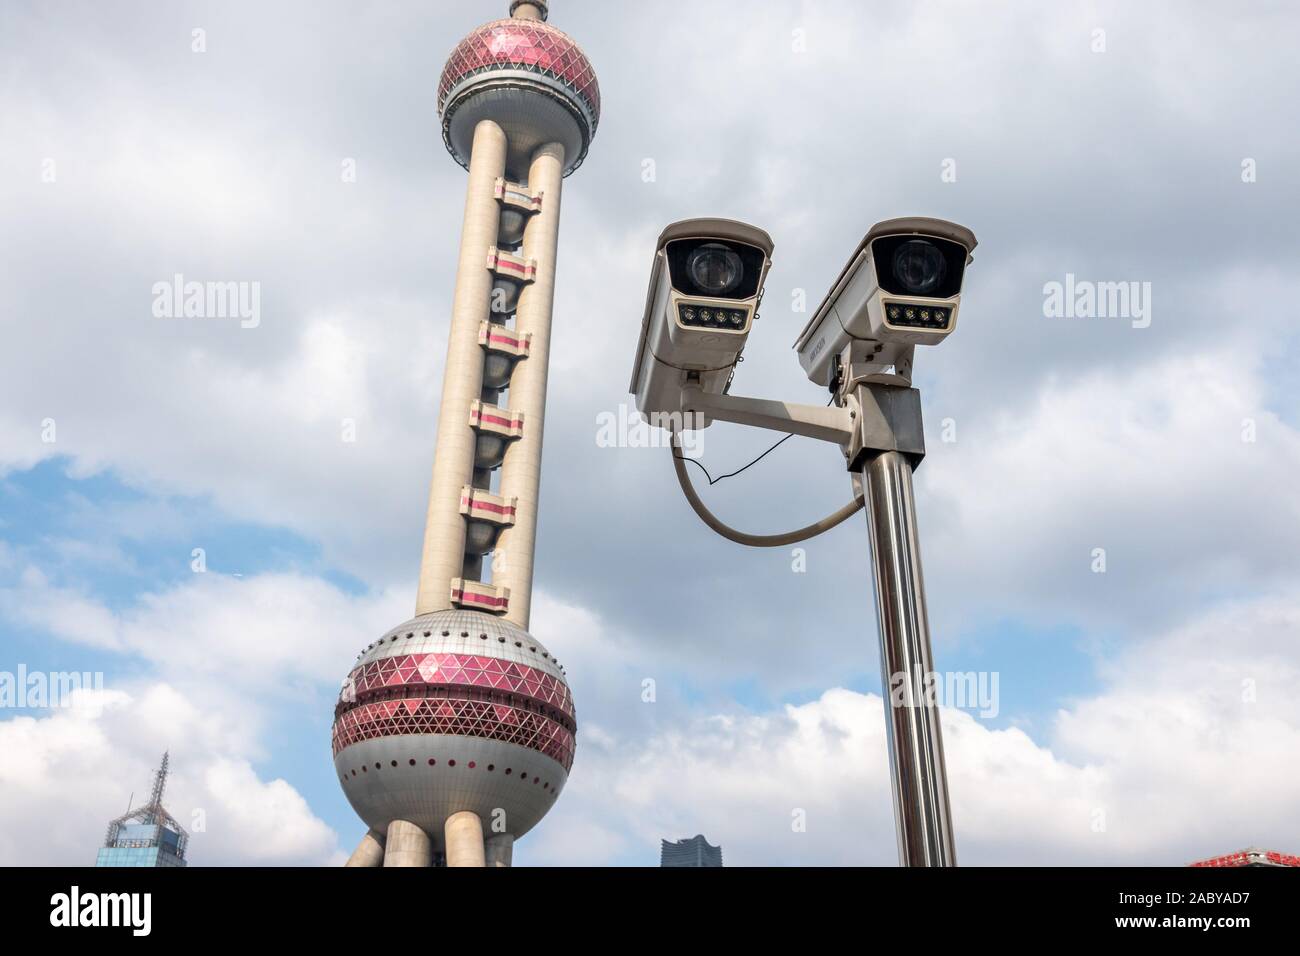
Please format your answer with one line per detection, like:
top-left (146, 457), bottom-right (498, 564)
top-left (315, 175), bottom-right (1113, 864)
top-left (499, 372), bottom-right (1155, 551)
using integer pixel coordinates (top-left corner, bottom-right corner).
top-left (842, 382), bottom-right (926, 472)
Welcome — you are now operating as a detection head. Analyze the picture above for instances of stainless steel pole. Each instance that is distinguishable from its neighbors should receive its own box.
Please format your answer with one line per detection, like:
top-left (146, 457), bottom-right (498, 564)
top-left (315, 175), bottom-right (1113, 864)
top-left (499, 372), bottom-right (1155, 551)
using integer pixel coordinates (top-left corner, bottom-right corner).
top-left (862, 449), bottom-right (957, 867)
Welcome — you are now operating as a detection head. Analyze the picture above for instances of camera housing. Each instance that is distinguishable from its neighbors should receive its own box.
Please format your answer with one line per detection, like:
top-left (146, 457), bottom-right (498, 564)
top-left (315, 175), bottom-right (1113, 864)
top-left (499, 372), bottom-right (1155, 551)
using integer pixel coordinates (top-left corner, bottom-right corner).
top-left (795, 217), bottom-right (976, 387)
top-left (630, 218), bottom-right (774, 425)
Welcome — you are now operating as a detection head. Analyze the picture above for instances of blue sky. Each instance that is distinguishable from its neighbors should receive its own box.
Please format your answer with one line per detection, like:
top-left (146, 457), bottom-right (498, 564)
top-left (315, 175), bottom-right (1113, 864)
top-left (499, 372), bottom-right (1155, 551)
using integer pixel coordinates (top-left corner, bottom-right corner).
top-left (2, 0), bottom-right (1299, 867)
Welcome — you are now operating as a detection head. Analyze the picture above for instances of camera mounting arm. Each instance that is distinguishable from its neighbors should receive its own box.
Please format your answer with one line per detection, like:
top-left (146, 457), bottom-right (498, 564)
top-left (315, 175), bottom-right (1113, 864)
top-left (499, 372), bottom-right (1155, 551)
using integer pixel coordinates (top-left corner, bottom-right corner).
top-left (680, 373), bottom-right (927, 472)
top-left (678, 384), bottom-right (855, 446)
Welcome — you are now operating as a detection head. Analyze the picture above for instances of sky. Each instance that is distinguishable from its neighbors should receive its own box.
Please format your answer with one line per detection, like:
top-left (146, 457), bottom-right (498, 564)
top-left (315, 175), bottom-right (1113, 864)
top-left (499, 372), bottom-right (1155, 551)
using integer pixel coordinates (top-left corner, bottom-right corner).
top-left (1, 0), bottom-right (1298, 866)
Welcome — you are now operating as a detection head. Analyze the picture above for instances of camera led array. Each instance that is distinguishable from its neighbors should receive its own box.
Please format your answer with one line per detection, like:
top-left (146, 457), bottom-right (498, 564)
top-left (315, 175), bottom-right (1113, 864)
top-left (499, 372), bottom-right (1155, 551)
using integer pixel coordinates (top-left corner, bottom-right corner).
top-left (885, 302), bottom-right (951, 331)
top-left (678, 303), bottom-right (747, 330)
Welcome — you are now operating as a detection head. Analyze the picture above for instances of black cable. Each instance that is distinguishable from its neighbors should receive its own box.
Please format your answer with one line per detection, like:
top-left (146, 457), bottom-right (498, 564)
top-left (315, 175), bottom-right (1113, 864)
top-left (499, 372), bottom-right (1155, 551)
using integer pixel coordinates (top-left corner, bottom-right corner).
top-left (671, 393), bottom-right (836, 486)
top-left (670, 433), bottom-right (865, 548)
top-left (673, 432), bottom-right (792, 486)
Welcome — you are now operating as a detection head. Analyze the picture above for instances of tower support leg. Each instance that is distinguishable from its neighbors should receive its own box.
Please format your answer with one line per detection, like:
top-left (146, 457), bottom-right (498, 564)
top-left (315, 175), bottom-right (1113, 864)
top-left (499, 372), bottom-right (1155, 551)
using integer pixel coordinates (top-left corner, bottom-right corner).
top-left (444, 811), bottom-right (486, 867)
top-left (382, 820), bottom-right (432, 868)
top-left (344, 828), bottom-right (386, 867)
top-left (484, 833), bottom-right (514, 867)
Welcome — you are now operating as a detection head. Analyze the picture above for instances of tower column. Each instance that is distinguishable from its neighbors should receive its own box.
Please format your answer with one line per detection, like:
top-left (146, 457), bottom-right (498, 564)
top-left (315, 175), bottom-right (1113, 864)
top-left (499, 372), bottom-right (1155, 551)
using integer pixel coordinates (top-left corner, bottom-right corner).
top-left (333, 3), bottom-right (594, 869)
top-left (416, 119), bottom-right (509, 615)
top-left (444, 811), bottom-right (487, 867)
top-left (493, 141), bottom-right (566, 629)
top-left (383, 820), bottom-right (432, 867)
top-left (344, 828), bottom-right (386, 867)
top-left (485, 833), bottom-right (514, 867)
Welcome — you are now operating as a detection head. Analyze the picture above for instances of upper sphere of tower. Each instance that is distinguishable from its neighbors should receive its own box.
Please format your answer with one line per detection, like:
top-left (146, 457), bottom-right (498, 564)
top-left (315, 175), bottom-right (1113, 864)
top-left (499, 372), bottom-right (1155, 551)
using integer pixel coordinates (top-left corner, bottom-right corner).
top-left (437, 15), bottom-right (600, 177)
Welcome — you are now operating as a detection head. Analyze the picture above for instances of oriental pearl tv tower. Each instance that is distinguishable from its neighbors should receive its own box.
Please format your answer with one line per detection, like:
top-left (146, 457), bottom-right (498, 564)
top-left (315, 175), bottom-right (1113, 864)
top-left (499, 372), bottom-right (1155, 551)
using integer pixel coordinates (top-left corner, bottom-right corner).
top-left (332, 0), bottom-right (597, 867)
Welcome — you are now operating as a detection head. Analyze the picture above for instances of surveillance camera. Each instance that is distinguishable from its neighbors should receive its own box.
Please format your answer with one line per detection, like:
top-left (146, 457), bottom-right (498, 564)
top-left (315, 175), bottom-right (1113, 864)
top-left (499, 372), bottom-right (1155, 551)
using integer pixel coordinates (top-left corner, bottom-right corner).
top-left (794, 217), bottom-right (976, 387)
top-left (629, 218), bottom-right (773, 427)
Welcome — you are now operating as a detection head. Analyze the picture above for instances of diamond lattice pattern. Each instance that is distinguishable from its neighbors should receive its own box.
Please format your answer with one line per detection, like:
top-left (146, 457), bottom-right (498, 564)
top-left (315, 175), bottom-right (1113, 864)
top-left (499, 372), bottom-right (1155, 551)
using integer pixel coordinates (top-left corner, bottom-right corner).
top-left (343, 653), bottom-right (574, 720)
top-left (333, 696), bottom-right (575, 770)
top-left (437, 18), bottom-right (600, 128)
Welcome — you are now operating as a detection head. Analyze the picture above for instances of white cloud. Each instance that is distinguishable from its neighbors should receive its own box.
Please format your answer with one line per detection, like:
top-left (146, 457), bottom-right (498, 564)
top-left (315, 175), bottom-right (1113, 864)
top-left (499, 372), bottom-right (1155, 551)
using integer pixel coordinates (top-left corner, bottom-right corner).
top-left (4, 563), bottom-right (1297, 867)
top-left (0, 568), bottom-right (403, 864)
top-left (3, 568), bottom-right (408, 692)
top-left (4, 567), bottom-right (124, 651)
top-left (535, 590), bottom-right (1300, 866)
top-left (0, 684), bottom-right (339, 866)
top-left (200, 759), bottom-right (342, 865)
top-left (920, 347), bottom-right (1300, 633)
top-left (2, 0), bottom-right (1298, 619)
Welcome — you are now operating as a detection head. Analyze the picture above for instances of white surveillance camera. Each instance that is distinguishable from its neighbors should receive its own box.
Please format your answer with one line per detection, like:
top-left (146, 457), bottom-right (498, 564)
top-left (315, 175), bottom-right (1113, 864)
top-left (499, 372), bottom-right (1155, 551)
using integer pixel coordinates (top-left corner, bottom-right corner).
top-left (794, 217), bottom-right (976, 387)
top-left (629, 218), bottom-right (773, 426)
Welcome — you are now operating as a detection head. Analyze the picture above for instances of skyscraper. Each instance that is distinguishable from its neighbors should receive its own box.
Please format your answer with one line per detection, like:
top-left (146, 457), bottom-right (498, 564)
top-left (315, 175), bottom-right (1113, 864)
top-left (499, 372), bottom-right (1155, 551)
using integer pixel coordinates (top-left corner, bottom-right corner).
top-left (660, 835), bottom-right (724, 868)
top-left (331, 0), bottom-right (598, 868)
top-left (96, 752), bottom-right (188, 868)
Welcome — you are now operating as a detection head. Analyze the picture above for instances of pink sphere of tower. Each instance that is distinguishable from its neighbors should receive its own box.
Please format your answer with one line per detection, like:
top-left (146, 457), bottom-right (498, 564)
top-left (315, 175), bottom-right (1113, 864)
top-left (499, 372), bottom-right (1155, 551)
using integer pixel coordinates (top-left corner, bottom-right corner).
top-left (437, 9), bottom-right (600, 177)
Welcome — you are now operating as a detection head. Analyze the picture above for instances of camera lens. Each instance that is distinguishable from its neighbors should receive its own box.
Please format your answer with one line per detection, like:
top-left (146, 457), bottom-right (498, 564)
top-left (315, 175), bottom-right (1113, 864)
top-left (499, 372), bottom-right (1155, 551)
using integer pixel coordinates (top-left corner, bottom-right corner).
top-left (687, 243), bottom-right (743, 296)
top-left (891, 239), bottom-right (947, 295)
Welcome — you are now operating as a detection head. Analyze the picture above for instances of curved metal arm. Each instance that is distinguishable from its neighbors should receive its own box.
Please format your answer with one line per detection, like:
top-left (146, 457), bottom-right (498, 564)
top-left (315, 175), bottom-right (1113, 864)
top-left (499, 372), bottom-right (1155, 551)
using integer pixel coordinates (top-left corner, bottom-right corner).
top-left (670, 437), bottom-right (864, 547)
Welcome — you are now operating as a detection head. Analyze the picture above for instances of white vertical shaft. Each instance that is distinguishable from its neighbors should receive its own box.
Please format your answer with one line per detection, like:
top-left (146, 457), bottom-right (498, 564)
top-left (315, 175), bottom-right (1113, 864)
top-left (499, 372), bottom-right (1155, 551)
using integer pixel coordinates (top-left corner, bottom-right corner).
top-left (494, 142), bottom-right (565, 629)
top-left (344, 828), bottom-right (386, 867)
top-left (382, 820), bottom-right (432, 867)
top-left (416, 120), bottom-right (508, 615)
top-left (444, 810), bottom-right (486, 867)
top-left (484, 833), bottom-right (514, 867)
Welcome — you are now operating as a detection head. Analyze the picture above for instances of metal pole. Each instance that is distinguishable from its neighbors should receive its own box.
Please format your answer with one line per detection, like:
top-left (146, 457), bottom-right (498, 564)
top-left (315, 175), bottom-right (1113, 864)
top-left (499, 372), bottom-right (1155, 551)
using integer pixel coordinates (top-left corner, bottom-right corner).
top-left (861, 449), bottom-right (956, 866)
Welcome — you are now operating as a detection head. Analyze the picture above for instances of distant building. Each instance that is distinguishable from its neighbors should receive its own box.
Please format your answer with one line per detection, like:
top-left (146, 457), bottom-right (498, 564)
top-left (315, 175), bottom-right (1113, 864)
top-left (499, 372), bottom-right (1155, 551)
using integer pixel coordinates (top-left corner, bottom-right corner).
top-left (660, 835), bottom-right (723, 867)
top-left (96, 752), bottom-right (188, 868)
top-left (1189, 847), bottom-right (1299, 867)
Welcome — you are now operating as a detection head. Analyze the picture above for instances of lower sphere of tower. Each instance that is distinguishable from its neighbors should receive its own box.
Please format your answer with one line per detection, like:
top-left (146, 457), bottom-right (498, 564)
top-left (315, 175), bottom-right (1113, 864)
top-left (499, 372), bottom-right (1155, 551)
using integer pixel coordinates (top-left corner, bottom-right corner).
top-left (333, 609), bottom-right (575, 845)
